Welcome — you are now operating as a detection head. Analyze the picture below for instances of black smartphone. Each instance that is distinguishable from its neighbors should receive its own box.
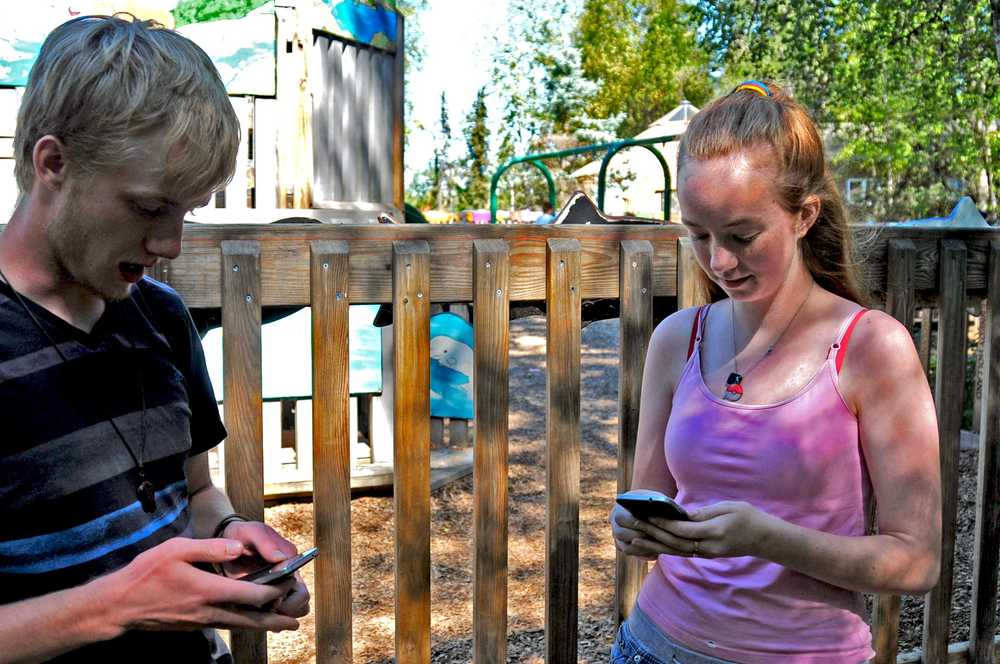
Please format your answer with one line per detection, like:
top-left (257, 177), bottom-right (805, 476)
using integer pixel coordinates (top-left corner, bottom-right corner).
top-left (239, 547), bottom-right (319, 585)
top-left (616, 491), bottom-right (691, 522)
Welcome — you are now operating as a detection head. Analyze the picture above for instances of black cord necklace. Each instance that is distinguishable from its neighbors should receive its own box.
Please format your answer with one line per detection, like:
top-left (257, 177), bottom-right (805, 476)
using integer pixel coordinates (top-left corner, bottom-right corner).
top-left (0, 266), bottom-right (156, 513)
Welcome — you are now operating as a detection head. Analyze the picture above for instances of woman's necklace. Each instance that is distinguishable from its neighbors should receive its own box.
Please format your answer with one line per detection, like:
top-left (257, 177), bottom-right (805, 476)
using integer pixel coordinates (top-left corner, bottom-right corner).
top-left (723, 281), bottom-right (815, 402)
top-left (0, 266), bottom-right (156, 513)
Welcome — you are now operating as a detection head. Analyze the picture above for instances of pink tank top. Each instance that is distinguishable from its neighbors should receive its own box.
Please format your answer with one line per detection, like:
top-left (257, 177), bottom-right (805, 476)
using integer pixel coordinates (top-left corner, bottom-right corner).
top-left (637, 305), bottom-right (875, 663)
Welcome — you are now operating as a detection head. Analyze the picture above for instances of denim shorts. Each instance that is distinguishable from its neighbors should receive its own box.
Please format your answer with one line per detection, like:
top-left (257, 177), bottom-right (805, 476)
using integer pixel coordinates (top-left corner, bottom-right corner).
top-left (610, 606), bottom-right (736, 664)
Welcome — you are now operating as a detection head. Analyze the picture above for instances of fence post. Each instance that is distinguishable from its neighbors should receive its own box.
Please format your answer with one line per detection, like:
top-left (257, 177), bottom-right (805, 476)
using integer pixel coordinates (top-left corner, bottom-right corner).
top-left (221, 240), bottom-right (266, 664)
top-left (921, 240), bottom-right (968, 660)
top-left (310, 241), bottom-right (353, 663)
top-left (615, 241), bottom-right (654, 625)
top-left (545, 239), bottom-right (582, 664)
top-left (392, 240), bottom-right (431, 664)
top-left (871, 239), bottom-right (916, 663)
top-left (677, 237), bottom-right (704, 310)
top-left (472, 239), bottom-right (511, 664)
top-left (970, 240), bottom-right (1000, 663)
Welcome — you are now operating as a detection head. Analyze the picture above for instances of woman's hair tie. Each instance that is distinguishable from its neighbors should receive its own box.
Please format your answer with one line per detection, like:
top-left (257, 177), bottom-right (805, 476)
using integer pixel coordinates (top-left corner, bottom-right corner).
top-left (733, 80), bottom-right (772, 97)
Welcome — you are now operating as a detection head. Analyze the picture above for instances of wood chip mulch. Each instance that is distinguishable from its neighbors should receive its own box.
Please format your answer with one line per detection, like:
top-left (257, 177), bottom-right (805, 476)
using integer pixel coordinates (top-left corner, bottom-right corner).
top-left (259, 316), bottom-right (992, 663)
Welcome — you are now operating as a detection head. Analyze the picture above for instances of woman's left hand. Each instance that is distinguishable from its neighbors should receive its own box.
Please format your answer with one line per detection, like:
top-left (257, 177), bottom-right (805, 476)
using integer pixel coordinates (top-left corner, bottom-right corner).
top-left (649, 501), bottom-right (775, 559)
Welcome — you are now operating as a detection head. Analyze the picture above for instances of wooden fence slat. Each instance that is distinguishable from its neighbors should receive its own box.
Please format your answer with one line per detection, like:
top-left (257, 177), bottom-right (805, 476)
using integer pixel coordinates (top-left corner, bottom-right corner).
top-left (545, 238), bottom-right (582, 664)
top-left (392, 240), bottom-right (431, 664)
top-left (221, 240), bottom-right (266, 664)
top-left (871, 239), bottom-right (916, 663)
top-left (615, 240), bottom-right (653, 625)
top-left (310, 240), bottom-right (353, 663)
top-left (676, 237), bottom-right (705, 310)
top-left (253, 98), bottom-right (279, 209)
top-left (392, 12), bottom-right (405, 209)
top-left (472, 239), bottom-right (510, 664)
top-left (449, 418), bottom-right (469, 446)
top-left (970, 240), bottom-right (1000, 663)
top-left (917, 308), bottom-right (933, 379)
top-left (922, 239), bottom-right (969, 661)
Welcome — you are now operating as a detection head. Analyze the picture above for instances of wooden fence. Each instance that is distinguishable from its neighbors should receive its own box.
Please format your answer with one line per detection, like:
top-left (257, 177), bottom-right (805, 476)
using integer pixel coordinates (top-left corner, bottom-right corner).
top-left (158, 222), bottom-right (1000, 664)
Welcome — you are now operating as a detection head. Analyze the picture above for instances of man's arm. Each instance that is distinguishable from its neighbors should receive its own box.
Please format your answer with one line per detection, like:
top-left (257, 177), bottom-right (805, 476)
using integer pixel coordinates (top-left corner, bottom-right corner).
top-left (0, 537), bottom-right (295, 664)
top-left (185, 452), bottom-right (240, 540)
top-left (185, 452), bottom-right (310, 619)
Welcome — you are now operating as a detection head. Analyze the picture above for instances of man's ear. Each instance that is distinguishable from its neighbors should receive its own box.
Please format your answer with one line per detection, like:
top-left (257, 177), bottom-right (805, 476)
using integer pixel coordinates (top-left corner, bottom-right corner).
top-left (796, 194), bottom-right (821, 238)
top-left (32, 135), bottom-right (69, 191)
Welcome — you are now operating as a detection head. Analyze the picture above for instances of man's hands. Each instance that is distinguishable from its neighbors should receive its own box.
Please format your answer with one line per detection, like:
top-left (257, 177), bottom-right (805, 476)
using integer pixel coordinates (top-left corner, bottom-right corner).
top-left (216, 520), bottom-right (310, 619)
top-left (104, 521), bottom-right (311, 636)
top-left (611, 499), bottom-right (774, 560)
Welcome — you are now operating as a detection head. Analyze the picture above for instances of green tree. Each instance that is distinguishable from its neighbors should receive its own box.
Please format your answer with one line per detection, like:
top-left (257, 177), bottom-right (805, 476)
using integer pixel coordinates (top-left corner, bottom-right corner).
top-left (695, 0), bottom-right (1000, 220)
top-left (578, 0), bottom-right (713, 137)
top-left (456, 87), bottom-right (491, 210)
top-left (489, 0), bottom-right (614, 209)
top-left (172, 0), bottom-right (270, 26)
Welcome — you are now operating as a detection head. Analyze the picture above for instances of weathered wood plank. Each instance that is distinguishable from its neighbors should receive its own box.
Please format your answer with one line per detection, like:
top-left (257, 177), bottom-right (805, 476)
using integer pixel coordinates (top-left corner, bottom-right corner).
top-left (393, 240), bottom-right (431, 664)
top-left (253, 98), bottom-right (279, 208)
top-left (224, 96), bottom-right (251, 209)
top-left (676, 237), bottom-right (704, 309)
top-left (154, 225), bottom-right (683, 307)
top-left (448, 418), bottom-right (469, 446)
top-left (917, 308), bottom-right (933, 379)
top-left (615, 241), bottom-right (653, 625)
top-left (970, 241), bottom-right (1000, 663)
top-left (922, 240), bottom-right (969, 661)
top-left (310, 241), bottom-right (353, 663)
top-left (392, 13), bottom-right (404, 209)
top-left (871, 239), bottom-right (916, 663)
top-left (472, 239), bottom-right (510, 664)
top-left (545, 238), bottom-right (581, 664)
top-left (221, 240), bottom-right (266, 664)
top-left (430, 418), bottom-right (444, 447)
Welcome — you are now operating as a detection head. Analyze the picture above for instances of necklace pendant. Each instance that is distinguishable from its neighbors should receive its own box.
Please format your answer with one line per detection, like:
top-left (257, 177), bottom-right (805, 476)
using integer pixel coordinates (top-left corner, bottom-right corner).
top-left (723, 372), bottom-right (744, 402)
top-left (137, 480), bottom-right (156, 513)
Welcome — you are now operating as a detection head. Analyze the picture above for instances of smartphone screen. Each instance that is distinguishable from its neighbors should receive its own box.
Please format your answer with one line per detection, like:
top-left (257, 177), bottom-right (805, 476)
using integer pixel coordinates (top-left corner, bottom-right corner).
top-left (240, 547), bottom-right (319, 585)
top-left (616, 491), bottom-right (691, 522)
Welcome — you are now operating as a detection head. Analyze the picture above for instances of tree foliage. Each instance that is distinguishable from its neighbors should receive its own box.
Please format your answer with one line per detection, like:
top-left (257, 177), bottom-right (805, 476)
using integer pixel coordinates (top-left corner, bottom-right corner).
top-left (578, 0), bottom-right (713, 137)
top-left (456, 87), bottom-right (492, 210)
top-left (695, 0), bottom-right (1000, 220)
top-left (172, 0), bottom-right (270, 26)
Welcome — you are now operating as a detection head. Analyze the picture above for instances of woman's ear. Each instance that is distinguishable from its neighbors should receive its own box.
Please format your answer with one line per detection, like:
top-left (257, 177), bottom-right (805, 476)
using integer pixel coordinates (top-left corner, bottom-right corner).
top-left (796, 195), bottom-right (821, 238)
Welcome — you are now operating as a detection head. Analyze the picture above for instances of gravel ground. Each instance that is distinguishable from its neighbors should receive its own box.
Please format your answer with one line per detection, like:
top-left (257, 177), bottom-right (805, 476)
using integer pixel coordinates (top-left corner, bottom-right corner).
top-left (259, 316), bottom-right (990, 662)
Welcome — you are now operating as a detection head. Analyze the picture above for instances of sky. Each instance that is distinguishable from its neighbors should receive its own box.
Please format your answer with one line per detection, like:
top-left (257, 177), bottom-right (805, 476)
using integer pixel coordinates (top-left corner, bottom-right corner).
top-left (405, 0), bottom-right (509, 186)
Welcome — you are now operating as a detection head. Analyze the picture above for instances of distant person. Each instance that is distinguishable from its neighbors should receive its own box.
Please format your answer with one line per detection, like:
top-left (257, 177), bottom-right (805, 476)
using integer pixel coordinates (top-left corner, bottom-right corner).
top-left (609, 80), bottom-right (940, 662)
top-left (534, 201), bottom-right (556, 224)
top-left (0, 15), bottom-right (308, 662)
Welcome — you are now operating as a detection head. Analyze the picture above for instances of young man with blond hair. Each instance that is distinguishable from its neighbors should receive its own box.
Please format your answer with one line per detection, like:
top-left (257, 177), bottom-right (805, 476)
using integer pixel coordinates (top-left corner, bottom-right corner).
top-left (0, 15), bottom-right (309, 662)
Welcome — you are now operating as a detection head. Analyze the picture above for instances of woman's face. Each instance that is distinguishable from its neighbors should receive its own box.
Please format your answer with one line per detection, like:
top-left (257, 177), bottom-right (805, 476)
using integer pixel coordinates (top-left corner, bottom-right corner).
top-left (677, 150), bottom-right (818, 303)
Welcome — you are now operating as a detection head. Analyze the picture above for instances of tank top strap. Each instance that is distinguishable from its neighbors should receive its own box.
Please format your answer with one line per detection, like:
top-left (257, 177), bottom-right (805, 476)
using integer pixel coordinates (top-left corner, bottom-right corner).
top-left (686, 304), bottom-right (712, 360)
top-left (828, 308), bottom-right (870, 374)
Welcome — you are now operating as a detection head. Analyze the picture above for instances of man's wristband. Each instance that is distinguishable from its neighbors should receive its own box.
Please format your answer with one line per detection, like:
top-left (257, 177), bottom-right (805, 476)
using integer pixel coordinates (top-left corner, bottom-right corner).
top-left (212, 513), bottom-right (250, 539)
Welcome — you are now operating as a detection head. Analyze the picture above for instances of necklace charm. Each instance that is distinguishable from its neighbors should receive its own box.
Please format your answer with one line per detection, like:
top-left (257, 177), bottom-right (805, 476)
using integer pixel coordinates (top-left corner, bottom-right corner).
top-left (137, 478), bottom-right (156, 513)
top-left (723, 372), bottom-right (744, 402)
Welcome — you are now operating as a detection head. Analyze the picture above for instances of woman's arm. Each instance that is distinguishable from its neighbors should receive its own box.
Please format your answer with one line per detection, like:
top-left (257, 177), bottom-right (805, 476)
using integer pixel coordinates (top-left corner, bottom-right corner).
top-left (611, 308), bottom-right (699, 558)
top-left (644, 310), bottom-right (941, 594)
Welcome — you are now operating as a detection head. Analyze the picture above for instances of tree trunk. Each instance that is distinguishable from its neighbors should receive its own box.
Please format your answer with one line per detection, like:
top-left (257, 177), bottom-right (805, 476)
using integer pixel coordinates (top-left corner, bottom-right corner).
top-left (993, 0), bottom-right (1000, 75)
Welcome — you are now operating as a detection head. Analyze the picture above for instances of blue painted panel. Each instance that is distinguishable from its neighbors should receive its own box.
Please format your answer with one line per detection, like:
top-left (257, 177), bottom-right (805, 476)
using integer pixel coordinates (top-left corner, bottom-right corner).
top-left (429, 312), bottom-right (474, 420)
top-left (203, 304), bottom-right (383, 401)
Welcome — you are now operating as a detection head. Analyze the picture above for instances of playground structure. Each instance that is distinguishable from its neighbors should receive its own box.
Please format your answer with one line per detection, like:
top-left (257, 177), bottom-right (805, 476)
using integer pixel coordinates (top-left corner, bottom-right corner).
top-left (131, 220), bottom-right (999, 664)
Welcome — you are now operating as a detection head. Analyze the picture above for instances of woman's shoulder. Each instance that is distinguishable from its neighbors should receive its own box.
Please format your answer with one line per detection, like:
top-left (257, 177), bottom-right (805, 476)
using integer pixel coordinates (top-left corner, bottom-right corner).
top-left (651, 304), bottom-right (709, 348)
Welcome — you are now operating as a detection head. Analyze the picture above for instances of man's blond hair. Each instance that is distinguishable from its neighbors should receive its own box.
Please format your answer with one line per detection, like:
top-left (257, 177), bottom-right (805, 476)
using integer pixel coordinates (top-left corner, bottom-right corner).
top-left (14, 14), bottom-right (240, 199)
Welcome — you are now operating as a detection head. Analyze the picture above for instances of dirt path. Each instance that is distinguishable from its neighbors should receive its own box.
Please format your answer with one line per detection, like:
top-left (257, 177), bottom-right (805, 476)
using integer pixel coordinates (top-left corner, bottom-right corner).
top-left (261, 316), bottom-right (991, 662)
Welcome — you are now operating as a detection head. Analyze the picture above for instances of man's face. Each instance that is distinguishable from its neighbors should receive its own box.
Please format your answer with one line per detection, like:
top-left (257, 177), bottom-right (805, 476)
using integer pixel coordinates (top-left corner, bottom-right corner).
top-left (45, 141), bottom-right (212, 301)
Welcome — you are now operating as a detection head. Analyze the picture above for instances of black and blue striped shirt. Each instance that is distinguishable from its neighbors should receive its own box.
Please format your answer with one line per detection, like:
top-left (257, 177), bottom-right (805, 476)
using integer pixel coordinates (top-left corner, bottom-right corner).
top-left (0, 277), bottom-right (228, 661)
